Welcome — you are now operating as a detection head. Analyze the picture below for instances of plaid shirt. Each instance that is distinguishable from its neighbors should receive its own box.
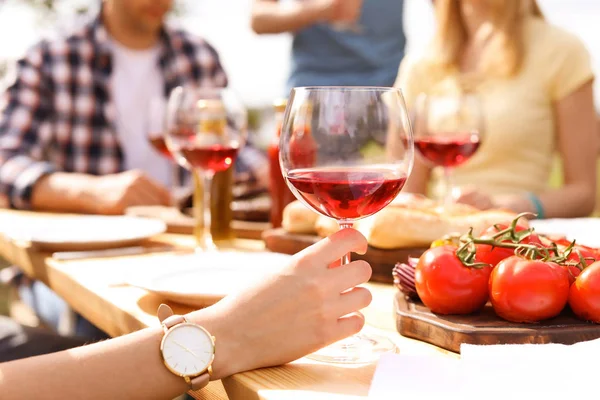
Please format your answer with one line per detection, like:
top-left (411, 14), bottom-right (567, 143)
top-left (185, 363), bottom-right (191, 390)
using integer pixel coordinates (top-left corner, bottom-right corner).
top-left (0, 14), bottom-right (267, 210)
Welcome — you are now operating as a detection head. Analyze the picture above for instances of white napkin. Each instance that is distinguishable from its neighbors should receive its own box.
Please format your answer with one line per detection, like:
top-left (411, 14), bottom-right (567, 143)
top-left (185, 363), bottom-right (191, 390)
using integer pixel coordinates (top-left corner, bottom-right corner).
top-left (369, 338), bottom-right (600, 399)
top-left (368, 353), bottom-right (464, 399)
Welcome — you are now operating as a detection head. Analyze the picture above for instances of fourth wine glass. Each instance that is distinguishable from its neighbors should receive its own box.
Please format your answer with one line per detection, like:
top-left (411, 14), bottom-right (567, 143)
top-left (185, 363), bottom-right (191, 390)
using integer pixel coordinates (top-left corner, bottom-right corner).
top-left (279, 86), bottom-right (414, 364)
top-left (413, 93), bottom-right (484, 207)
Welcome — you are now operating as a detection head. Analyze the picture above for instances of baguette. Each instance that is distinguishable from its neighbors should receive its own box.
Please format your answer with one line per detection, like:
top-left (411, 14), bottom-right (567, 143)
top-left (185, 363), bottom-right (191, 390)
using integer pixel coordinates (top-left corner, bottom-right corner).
top-left (358, 206), bottom-right (521, 249)
top-left (281, 195), bottom-right (522, 249)
top-left (281, 200), bottom-right (319, 234)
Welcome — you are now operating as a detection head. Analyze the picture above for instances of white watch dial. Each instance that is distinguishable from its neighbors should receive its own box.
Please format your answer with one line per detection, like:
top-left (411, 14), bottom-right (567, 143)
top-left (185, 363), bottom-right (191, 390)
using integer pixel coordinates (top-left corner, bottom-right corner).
top-left (161, 323), bottom-right (215, 377)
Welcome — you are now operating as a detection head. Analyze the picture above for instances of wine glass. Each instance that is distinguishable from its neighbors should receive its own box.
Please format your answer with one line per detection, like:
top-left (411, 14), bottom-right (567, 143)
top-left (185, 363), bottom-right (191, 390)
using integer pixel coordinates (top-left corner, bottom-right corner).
top-left (279, 86), bottom-right (414, 364)
top-left (147, 96), bottom-right (185, 197)
top-left (147, 97), bottom-right (173, 160)
top-left (413, 93), bottom-right (484, 207)
top-left (165, 86), bottom-right (247, 251)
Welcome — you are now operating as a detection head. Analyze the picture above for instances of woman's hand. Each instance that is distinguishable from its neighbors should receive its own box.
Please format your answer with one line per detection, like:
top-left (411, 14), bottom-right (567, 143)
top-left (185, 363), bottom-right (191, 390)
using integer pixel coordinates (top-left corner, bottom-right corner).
top-left (192, 228), bottom-right (372, 379)
top-left (0, 228), bottom-right (372, 399)
top-left (455, 188), bottom-right (495, 210)
top-left (456, 189), bottom-right (540, 216)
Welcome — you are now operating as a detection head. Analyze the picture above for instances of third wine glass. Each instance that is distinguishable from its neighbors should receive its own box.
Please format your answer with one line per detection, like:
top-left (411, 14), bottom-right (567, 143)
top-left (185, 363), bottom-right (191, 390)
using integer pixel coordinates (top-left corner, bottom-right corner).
top-left (413, 93), bottom-right (484, 208)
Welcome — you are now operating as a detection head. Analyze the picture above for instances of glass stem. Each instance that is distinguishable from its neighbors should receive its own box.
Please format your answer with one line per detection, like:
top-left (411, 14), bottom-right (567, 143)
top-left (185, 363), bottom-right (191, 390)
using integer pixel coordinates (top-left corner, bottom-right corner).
top-left (192, 171), bottom-right (203, 243)
top-left (338, 221), bottom-right (354, 265)
top-left (203, 170), bottom-right (214, 246)
top-left (443, 167), bottom-right (454, 208)
top-left (169, 164), bottom-right (181, 207)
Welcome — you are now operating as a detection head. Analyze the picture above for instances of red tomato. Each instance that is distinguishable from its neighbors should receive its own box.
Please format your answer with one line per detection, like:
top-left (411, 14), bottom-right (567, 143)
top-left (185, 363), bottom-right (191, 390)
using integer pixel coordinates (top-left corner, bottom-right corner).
top-left (563, 264), bottom-right (582, 286)
top-left (548, 236), bottom-right (573, 248)
top-left (566, 246), bottom-right (597, 266)
top-left (558, 246), bottom-right (596, 285)
top-left (415, 245), bottom-right (492, 315)
top-left (489, 256), bottom-right (570, 323)
top-left (475, 224), bottom-right (542, 267)
top-left (545, 236), bottom-right (600, 261)
top-left (569, 261), bottom-right (600, 323)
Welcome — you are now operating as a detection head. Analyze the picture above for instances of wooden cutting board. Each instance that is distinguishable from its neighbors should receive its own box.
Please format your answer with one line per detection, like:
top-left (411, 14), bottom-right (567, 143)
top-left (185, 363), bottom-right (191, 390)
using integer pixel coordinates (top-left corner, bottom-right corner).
top-left (395, 292), bottom-right (600, 353)
top-left (262, 228), bottom-right (427, 283)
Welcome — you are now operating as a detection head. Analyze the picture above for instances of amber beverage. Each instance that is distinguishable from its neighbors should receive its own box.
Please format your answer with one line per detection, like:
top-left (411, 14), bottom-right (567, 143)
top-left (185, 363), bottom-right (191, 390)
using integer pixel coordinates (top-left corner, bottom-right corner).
top-left (193, 168), bottom-right (234, 241)
top-left (192, 100), bottom-right (234, 242)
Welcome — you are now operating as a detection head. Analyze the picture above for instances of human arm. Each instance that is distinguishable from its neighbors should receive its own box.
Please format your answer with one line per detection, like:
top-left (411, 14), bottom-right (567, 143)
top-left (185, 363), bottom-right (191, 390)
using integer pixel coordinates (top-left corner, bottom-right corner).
top-left (31, 170), bottom-right (172, 215)
top-left (496, 81), bottom-right (597, 217)
top-left (0, 45), bottom-right (171, 214)
top-left (0, 43), bottom-right (58, 210)
top-left (0, 228), bottom-right (372, 400)
top-left (250, 0), bottom-right (361, 34)
top-left (457, 82), bottom-right (597, 217)
top-left (458, 28), bottom-right (598, 218)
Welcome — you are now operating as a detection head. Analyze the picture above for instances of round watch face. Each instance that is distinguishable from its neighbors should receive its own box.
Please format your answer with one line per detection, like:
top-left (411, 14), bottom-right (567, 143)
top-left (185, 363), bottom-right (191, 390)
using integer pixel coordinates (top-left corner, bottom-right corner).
top-left (161, 323), bottom-right (215, 377)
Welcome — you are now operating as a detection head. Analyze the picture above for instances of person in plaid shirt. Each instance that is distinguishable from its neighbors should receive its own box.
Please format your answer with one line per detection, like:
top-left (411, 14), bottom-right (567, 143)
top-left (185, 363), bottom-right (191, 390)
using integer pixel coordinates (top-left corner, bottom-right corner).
top-left (0, 0), bottom-right (267, 213)
top-left (0, 0), bottom-right (268, 342)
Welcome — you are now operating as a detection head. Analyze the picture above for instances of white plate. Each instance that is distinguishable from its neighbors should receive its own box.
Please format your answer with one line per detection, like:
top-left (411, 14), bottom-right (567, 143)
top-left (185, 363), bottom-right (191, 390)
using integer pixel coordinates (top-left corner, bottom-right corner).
top-left (124, 251), bottom-right (292, 307)
top-left (530, 218), bottom-right (600, 248)
top-left (0, 215), bottom-right (167, 251)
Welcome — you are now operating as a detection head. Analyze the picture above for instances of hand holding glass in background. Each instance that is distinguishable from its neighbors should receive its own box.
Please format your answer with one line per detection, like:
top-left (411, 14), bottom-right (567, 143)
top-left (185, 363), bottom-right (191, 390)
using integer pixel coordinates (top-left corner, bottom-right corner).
top-left (329, 0), bottom-right (365, 34)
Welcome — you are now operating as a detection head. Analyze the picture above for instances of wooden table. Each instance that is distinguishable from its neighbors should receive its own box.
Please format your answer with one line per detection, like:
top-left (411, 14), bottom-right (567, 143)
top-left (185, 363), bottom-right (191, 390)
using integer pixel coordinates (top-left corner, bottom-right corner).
top-left (0, 210), bottom-right (450, 399)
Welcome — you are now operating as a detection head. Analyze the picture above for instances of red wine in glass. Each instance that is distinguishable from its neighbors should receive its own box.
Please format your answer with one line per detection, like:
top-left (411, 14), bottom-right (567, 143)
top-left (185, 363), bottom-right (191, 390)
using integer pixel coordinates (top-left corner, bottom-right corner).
top-left (286, 167), bottom-right (407, 220)
top-left (148, 135), bottom-right (174, 161)
top-left (179, 144), bottom-right (239, 174)
top-left (414, 133), bottom-right (480, 168)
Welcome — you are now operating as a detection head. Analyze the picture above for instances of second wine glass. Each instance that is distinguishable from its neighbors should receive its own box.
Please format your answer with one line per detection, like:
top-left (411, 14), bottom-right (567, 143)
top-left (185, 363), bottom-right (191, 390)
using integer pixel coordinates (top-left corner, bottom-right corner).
top-left (413, 93), bottom-right (484, 208)
top-left (279, 86), bottom-right (414, 364)
top-left (166, 87), bottom-right (247, 251)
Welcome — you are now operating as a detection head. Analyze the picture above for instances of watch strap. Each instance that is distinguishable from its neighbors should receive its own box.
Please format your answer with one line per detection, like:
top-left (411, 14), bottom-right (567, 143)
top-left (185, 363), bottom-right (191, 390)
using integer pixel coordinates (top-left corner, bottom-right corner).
top-left (188, 373), bottom-right (210, 391)
top-left (162, 314), bottom-right (186, 329)
top-left (157, 303), bottom-right (175, 323)
top-left (157, 304), bottom-right (210, 391)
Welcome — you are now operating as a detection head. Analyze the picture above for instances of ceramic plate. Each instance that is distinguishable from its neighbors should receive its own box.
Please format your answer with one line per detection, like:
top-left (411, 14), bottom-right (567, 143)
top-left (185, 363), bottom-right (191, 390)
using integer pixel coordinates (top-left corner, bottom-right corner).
top-left (0, 215), bottom-right (167, 251)
top-left (124, 251), bottom-right (292, 307)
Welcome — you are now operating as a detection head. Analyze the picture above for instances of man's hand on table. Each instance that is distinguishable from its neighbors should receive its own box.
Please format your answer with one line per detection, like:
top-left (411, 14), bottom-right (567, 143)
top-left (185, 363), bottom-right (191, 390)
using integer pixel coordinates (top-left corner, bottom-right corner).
top-left (86, 170), bottom-right (172, 214)
top-left (32, 170), bottom-right (172, 215)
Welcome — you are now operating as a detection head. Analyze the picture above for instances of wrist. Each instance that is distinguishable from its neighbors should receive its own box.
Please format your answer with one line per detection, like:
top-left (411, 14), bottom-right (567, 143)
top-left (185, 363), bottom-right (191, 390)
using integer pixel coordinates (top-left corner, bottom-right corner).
top-left (305, 0), bottom-right (336, 23)
top-left (525, 192), bottom-right (545, 219)
top-left (74, 174), bottom-right (102, 214)
top-left (186, 307), bottom-right (241, 380)
top-left (493, 195), bottom-right (532, 214)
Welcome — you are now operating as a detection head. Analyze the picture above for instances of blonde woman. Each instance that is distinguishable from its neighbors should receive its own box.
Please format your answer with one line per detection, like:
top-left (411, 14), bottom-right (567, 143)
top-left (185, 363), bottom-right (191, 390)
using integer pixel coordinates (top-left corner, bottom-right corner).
top-left (397, 0), bottom-right (597, 218)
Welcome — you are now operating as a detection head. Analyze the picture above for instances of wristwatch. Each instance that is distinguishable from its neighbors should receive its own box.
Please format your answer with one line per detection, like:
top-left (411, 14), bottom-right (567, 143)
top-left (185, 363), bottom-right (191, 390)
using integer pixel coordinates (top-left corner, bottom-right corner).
top-left (157, 304), bottom-right (216, 390)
